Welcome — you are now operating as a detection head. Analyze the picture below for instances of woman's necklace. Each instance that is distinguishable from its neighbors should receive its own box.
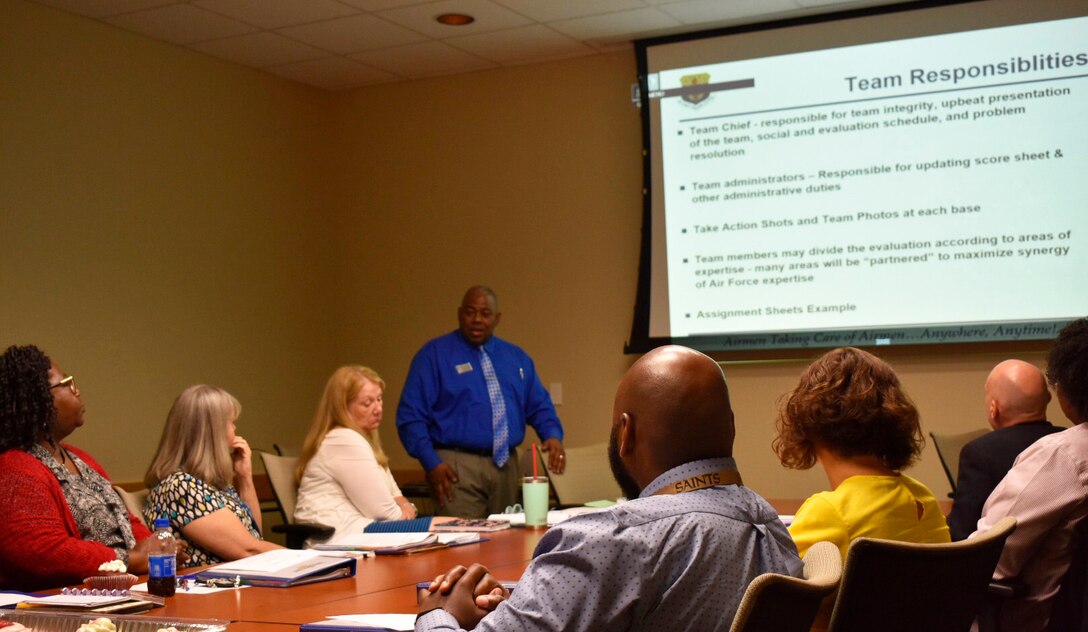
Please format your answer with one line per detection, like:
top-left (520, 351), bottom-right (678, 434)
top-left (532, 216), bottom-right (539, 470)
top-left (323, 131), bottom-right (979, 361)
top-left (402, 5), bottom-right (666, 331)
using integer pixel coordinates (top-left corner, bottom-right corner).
top-left (45, 440), bottom-right (80, 476)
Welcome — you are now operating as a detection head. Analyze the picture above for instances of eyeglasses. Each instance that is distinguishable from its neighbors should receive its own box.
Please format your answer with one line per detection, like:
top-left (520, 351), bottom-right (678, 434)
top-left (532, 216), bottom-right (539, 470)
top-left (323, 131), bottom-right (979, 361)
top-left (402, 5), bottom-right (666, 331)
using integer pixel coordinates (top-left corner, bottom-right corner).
top-left (50, 375), bottom-right (77, 395)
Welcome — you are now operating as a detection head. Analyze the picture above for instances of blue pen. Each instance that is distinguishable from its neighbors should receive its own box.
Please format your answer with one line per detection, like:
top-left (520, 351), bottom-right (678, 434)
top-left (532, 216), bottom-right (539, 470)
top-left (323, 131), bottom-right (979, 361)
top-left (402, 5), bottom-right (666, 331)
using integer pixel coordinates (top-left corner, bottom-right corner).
top-left (176, 574), bottom-right (198, 591)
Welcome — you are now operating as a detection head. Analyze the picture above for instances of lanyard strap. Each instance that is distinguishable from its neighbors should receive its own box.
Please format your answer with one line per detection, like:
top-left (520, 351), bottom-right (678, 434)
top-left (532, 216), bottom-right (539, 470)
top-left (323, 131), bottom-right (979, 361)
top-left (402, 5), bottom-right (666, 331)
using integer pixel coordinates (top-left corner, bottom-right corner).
top-left (652, 469), bottom-right (743, 496)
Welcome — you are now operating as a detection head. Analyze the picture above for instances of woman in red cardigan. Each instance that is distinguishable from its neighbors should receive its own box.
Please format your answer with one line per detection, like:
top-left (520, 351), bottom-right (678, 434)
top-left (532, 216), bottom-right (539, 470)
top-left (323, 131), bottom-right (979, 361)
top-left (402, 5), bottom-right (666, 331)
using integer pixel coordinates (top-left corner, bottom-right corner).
top-left (0, 345), bottom-right (153, 590)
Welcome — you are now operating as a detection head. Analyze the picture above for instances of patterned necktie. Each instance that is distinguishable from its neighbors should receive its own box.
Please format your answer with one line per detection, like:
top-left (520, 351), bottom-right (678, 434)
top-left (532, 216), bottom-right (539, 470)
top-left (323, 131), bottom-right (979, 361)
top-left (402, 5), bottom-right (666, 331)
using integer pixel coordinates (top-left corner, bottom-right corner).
top-left (479, 347), bottom-right (510, 468)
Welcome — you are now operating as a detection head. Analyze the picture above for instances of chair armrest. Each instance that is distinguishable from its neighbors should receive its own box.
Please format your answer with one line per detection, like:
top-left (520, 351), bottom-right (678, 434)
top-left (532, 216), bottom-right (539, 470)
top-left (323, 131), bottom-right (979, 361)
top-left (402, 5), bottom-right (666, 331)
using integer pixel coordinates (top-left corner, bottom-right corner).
top-left (400, 483), bottom-right (432, 498)
top-left (979, 579), bottom-right (1023, 632)
top-left (987, 580), bottom-right (1019, 598)
top-left (272, 522), bottom-right (335, 549)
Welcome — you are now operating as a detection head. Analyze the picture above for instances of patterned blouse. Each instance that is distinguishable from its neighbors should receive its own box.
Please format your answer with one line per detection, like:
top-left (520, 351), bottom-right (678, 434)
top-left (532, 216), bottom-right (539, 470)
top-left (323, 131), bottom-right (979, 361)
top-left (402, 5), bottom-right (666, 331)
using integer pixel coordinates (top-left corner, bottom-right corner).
top-left (30, 444), bottom-right (136, 563)
top-left (145, 471), bottom-right (261, 566)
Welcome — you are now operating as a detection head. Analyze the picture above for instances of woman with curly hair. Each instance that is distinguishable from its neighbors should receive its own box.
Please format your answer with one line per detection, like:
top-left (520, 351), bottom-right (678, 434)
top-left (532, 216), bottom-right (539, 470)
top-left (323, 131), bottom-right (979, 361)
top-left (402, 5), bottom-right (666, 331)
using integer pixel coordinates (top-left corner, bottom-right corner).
top-left (0, 345), bottom-right (153, 590)
top-left (774, 347), bottom-right (950, 560)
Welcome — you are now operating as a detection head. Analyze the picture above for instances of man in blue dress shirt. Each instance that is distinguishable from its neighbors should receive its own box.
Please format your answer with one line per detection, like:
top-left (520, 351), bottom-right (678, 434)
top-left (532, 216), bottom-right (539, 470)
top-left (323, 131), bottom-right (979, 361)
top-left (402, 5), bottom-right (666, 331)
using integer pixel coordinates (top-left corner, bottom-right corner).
top-left (396, 286), bottom-right (566, 518)
top-left (415, 345), bottom-right (803, 632)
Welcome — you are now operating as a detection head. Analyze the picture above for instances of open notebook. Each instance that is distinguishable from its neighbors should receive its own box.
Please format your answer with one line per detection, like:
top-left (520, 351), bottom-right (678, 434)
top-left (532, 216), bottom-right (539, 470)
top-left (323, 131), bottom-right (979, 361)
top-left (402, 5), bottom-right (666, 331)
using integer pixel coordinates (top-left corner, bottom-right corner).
top-left (197, 549), bottom-right (356, 587)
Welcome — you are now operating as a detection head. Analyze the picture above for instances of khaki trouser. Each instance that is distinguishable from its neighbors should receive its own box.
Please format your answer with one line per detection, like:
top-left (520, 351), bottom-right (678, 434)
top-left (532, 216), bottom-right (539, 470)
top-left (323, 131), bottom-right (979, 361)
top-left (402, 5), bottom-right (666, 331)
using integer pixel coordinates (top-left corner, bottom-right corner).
top-left (435, 448), bottom-right (521, 519)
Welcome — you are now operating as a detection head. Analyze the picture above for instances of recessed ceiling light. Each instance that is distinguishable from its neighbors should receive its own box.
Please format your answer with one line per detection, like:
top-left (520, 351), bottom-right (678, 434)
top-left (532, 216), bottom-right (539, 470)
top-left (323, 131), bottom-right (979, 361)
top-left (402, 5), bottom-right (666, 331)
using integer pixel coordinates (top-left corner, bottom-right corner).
top-left (436, 13), bottom-right (475, 26)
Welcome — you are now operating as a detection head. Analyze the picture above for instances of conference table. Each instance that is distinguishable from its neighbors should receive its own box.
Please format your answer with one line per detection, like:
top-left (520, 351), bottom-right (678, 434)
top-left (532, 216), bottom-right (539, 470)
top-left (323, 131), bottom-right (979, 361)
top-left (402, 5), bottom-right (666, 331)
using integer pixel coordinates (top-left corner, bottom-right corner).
top-left (153, 527), bottom-right (547, 628)
top-left (25, 497), bottom-right (952, 629)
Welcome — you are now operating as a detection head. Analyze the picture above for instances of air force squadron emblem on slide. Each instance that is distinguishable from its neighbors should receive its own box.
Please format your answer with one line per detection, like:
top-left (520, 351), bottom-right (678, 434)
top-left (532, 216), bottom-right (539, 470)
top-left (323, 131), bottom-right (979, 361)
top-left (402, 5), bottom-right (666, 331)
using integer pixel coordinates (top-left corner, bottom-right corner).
top-left (680, 73), bottom-right (711, 105)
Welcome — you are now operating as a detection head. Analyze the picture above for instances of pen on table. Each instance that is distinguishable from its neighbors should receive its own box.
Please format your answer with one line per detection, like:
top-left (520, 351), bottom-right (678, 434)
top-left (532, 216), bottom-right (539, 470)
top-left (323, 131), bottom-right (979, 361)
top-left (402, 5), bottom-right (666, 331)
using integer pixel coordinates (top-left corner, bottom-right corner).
top-left (177, 573), bottom-right (198, 591)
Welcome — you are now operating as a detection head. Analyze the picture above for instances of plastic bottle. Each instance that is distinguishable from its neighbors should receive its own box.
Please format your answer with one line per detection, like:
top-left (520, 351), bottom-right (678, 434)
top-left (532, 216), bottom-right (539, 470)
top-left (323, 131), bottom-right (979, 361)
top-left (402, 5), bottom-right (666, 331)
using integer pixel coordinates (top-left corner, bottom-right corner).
top-left (147, 518), bottom-right (177, 597)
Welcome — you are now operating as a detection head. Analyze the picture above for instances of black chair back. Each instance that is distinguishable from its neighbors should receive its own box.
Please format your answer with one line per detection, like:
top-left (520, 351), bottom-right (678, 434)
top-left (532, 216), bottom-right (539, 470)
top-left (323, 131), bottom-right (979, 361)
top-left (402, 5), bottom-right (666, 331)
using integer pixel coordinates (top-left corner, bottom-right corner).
top-left (828, 516), bottom-right (1016, 632)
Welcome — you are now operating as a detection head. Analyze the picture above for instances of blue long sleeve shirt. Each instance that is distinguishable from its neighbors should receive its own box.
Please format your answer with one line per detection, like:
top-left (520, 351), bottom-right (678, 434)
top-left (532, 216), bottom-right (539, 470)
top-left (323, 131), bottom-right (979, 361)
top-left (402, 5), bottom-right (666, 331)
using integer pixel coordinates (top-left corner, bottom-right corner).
top-left (396, 331), bottom-right (564, 472)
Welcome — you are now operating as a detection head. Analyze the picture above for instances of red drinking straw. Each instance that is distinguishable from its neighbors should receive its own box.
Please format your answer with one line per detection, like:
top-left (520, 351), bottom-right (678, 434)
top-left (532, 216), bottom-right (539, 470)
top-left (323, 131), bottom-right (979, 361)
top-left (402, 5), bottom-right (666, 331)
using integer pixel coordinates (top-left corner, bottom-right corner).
top-left (532, 443), bottom-right (539, 478)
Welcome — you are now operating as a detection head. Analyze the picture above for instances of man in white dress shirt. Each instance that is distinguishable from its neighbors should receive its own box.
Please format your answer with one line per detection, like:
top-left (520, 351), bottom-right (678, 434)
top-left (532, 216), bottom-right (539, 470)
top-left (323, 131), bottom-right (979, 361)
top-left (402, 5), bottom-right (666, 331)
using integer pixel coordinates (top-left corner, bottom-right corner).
top-left (975, 317), bottom-right (1088, 631)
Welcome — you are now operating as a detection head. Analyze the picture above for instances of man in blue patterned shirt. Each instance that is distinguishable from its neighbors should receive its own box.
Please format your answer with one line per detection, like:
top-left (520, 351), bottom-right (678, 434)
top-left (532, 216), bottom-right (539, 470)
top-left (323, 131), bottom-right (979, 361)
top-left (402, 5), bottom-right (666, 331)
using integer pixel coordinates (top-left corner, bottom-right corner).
top-left (416, 345), bottom-right (803, 632)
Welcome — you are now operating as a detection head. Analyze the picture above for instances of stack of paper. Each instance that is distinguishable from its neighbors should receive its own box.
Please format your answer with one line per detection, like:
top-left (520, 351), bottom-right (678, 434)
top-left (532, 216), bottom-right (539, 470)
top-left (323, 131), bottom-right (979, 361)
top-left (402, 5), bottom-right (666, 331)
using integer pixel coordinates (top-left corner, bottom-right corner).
top-left (430, 518), bottom-right (510, 533)
top-left (315, 532), bottom-right (437, 552)
top-left (301, 613), bottom-right (416, 631)
top-left (16, 593), bottom-right (161, 614)
top-left (198, 549), bottom-right (356, 587)
top-left (315, 532), bottom-right (483, 554)
top-left (487, 506), bottom-right (604, 527)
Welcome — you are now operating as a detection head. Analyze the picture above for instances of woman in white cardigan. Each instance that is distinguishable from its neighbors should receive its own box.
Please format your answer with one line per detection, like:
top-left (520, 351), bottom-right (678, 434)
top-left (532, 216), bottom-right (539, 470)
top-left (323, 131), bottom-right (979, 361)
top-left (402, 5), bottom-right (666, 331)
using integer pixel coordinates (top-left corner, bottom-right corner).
top-left (294, 366), bottom-right (428, 538)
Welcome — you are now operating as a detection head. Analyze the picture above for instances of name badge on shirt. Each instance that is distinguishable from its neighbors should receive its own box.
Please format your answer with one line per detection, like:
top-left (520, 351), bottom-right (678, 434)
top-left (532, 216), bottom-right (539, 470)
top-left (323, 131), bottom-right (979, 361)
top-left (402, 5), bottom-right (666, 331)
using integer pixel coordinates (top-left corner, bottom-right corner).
top-left (455, 362), bottom-right (473, 374)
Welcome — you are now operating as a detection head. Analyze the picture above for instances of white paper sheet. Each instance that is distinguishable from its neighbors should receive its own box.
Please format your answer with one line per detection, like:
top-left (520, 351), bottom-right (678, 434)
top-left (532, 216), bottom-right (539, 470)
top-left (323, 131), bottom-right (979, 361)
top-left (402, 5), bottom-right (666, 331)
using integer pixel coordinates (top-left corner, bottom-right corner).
top-left (488, 506), bottom-right (604, 526)
top-left (211, 548), bottom-right (325, 573)
top-left (329, 613), bottom-right (416, 629)
top-left (315, 532), bottom-right (435, 551)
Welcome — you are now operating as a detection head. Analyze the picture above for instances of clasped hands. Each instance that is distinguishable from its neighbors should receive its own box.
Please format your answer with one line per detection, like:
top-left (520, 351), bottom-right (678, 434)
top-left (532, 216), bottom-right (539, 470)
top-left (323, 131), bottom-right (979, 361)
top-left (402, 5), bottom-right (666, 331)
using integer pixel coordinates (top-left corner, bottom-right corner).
top-left (418, 563), bottom-right (510, 629)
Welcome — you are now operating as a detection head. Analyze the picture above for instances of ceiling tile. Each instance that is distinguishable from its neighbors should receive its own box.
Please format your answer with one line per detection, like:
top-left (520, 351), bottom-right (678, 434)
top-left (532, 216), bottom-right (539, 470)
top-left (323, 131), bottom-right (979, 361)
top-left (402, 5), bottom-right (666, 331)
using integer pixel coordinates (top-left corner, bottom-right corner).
top-left (491, 0), bottom-right (648, 23)
top-left (548, 7), bottom-right (681, 43)
top-left (103, 4), bottom-right (258, 45)
top-left (278, 14), bottom-right (429, 54)
top-left (191, 31), bottom-right (329, 67)
top-left (447, 24), bottom-right (593, 64)
top-left (266, 56), bottom-right (401, 90)
top-left (29, 0), bottom-right (174, 19)
top-left (795, 0), bottom-right (902, 8)
top-left (25, 0), bottom-right (913, 91)
top-left (376, 0), bottom-right (533, 39)
top-left (192, 0), bottom-right (361, 30)
top-left (657, 0), bottom-right (799, 26)
top-left (350, 41), bottom-right (497, 78)
top-left (337, 0), bottom-right (428, 11)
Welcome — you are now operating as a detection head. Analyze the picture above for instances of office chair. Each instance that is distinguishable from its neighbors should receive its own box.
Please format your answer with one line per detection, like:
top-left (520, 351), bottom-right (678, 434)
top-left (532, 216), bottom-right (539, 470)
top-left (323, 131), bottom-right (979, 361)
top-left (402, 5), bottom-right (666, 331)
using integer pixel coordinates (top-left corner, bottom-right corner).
top-left (980, 517), bottom-right (1088, 632)
top-left (729, 541), bottom-right (842, 632)
top-left (826, 516), bottom-right (1016, 632)
top-left (258, 451), bottom-right (334, 549)
top-left (931, 428), bottom-right (989, 493)
top-left (540, 442), bottom-right (622, 507)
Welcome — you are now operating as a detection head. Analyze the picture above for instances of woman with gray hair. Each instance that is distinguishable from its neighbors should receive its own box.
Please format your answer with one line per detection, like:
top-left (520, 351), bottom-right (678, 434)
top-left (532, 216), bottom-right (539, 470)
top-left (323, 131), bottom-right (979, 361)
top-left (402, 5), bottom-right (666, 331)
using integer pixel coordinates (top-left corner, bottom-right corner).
top-left (144, 385), bottom-right (281, 565)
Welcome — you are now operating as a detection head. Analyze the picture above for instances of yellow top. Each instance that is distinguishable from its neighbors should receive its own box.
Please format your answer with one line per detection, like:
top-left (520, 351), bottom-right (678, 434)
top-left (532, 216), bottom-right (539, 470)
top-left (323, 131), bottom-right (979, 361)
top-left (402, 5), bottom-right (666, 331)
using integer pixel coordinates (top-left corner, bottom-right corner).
top-left (789, 474), bottom-right (950, 559)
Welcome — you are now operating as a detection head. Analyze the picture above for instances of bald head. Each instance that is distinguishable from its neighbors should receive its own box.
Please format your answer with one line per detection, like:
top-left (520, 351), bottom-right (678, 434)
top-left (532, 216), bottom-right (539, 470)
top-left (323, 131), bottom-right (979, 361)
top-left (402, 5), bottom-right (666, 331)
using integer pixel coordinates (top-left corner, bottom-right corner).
top-left (985, 360), bottom-right (1051, 429)
top-left (611, 346), bottom-right (735, 491)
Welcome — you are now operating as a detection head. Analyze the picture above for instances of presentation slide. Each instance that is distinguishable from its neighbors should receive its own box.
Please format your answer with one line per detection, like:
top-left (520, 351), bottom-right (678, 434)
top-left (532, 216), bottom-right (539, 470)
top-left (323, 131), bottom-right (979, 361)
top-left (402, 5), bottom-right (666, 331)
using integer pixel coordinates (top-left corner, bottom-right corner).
top-left (634, 5), bottom-right (1088, 352)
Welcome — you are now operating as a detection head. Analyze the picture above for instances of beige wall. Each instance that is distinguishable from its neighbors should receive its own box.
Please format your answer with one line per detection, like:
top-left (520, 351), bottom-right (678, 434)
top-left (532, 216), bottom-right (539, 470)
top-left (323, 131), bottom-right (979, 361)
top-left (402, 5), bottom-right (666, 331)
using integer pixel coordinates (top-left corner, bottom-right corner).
top-left (0, 0), bottom-right (1071, 500)
top-left (328, 52), bottom-right (644, 468)
top-left (1, 1), bottom-right (344, 481)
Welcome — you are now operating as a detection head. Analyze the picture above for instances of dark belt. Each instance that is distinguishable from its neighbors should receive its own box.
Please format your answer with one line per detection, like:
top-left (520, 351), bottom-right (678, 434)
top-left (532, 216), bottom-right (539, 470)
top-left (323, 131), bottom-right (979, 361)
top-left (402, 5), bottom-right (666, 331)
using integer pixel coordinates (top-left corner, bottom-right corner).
top-left (434, 444), bottom-right (514, 458)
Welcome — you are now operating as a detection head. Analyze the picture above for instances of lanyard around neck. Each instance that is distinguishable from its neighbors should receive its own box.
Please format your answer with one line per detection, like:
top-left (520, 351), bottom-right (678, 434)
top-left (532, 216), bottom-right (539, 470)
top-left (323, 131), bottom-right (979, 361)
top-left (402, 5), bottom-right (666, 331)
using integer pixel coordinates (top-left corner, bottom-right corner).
top-left (652, 469), bottom-right (743, 496)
